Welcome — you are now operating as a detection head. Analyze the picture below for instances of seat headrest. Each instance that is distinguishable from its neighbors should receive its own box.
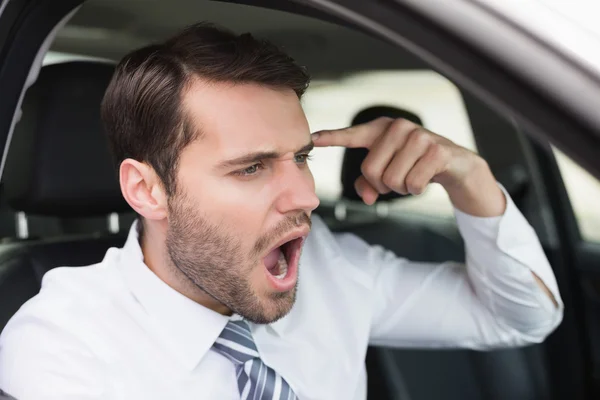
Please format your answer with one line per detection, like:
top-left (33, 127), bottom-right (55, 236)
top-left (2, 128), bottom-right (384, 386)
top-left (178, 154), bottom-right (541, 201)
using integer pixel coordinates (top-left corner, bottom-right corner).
top-left (3, 61), bottom-right (130, 217)
top-left (341, 106), bottom-right (424, 202)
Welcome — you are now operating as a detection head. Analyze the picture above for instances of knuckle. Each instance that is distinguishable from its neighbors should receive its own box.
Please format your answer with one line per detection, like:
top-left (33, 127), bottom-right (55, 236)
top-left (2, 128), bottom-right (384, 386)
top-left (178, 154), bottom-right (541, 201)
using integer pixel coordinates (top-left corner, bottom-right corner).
top-left (376, 116), bottom-right (394, 124)
top-left (382, 169), bottom-right (404, 192)
top-left (406, 176), bottom-right (425, 195)
top-left (429, 142), bottom-right (448, 159)
top-left (408, 129), bottom-right (431, 147)
top-left (360, 162), bottom-right (380, 182)
top-left (389, 118), bottom-right (409, 133)
top-left (390, 117), bottom-right (418, 133)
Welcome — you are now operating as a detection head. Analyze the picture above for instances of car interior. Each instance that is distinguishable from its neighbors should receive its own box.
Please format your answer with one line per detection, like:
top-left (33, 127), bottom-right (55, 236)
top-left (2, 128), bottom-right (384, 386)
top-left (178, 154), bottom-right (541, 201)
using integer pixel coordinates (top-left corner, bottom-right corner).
top-left (0, 0), bottom-right (598, 399)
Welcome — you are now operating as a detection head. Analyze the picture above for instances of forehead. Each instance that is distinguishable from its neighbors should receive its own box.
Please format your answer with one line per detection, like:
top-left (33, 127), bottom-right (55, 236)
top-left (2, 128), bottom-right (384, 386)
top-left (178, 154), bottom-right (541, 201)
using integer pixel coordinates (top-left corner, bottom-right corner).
top-left (182, 80), bottom-right (310, 158)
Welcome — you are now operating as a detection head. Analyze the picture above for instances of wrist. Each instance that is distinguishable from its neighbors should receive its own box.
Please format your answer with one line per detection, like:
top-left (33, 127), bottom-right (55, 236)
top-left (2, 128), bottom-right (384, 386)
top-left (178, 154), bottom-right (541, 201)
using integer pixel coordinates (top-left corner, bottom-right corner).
top-left (443, 156), bottom-right (507, 217)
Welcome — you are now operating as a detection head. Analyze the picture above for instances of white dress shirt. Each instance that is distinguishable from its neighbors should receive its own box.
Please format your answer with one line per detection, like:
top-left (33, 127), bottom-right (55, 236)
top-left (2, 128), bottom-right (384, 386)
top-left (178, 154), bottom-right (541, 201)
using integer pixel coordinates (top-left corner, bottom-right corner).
top-left (0, 189), bottom-right (564, 400)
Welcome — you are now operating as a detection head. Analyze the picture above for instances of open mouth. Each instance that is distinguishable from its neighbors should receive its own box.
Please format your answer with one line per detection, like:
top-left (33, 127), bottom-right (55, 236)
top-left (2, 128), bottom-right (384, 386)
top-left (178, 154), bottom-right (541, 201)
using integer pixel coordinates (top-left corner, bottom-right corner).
top-left (262, 236), bottom-right (305, 291)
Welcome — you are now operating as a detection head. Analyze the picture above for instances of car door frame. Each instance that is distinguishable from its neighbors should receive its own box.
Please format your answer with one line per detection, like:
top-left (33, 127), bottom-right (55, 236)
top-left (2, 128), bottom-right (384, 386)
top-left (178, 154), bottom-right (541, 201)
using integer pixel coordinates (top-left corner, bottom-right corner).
top-left (0, 0), bottom-right (596, 399)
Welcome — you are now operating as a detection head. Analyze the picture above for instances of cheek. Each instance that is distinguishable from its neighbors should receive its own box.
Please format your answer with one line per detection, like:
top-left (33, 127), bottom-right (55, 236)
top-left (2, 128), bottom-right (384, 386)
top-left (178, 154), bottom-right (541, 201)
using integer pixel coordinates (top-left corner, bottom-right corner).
top-left (203, 172), bottom-right (279, 213)
top-left (186, 177), bottom-right (273, 241)
top-left (208, 180), bottom-right (274, 215)
top-left (185, 173), bottom-right (275, 210)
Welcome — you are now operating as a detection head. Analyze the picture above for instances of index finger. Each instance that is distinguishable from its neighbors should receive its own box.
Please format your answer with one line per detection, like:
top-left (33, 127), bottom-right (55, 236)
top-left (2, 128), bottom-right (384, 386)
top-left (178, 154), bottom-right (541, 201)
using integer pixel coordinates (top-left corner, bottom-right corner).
top-left (311, 117), bottom-right (393, 149)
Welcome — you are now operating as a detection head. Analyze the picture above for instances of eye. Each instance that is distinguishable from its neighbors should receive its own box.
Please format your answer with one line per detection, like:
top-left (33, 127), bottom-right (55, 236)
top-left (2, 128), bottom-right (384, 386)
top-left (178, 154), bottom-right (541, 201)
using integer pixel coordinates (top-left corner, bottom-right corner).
top-left (294, 153), bottom-right (312, 164)
top-left (235, 163), bottom-right (264, 176)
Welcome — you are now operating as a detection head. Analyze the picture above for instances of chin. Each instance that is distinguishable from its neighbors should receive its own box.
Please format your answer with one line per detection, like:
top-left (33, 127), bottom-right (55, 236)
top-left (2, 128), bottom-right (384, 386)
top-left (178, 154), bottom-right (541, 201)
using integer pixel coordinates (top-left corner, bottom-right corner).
top-left (243, 288), bottom-right (297, 325)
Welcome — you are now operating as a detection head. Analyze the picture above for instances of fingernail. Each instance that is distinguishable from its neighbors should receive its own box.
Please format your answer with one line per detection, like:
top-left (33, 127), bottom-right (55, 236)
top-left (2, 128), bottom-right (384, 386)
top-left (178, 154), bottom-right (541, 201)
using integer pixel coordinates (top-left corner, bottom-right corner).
top-left (311, 132), bottom-right (320, 140)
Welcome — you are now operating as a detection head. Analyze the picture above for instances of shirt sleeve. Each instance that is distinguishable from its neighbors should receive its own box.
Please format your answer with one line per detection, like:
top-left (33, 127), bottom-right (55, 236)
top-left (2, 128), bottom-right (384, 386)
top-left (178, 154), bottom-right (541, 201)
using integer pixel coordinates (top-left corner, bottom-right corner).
top-left (0, 314), bottom-right (105, 399)
top-left (341, 185), bottom-right (564, 350)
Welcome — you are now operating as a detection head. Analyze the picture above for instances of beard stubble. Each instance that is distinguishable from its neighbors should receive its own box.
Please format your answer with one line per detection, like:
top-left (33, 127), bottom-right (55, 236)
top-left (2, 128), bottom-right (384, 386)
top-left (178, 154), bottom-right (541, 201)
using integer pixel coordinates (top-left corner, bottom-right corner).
top-left (165, 193), bottom-right (311, 324)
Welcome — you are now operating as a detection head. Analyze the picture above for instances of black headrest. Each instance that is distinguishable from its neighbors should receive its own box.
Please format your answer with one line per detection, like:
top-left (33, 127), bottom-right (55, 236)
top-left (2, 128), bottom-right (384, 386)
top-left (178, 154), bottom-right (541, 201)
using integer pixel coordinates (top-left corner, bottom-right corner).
top-left (3, 61), bottom-right (130, 217)
top-left (341, 106), bottom-right (424, 202)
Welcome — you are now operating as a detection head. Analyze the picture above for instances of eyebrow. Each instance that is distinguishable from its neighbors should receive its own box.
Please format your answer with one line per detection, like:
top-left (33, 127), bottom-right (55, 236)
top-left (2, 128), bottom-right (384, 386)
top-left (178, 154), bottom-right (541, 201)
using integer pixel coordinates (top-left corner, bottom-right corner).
top-left (217, 142), bottom-right (314, 170)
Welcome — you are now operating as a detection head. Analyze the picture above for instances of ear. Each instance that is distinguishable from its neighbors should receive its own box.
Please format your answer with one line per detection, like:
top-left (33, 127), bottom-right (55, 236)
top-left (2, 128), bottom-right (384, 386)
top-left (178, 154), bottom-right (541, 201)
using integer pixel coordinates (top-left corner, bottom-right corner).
top-left (119, 159), bottom-right (168, 221)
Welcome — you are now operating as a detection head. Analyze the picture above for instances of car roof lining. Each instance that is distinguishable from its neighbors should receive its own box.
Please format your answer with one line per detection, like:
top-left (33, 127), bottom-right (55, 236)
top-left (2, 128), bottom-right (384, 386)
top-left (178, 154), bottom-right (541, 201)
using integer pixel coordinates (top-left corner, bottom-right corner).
top-left (0, 0), bottom-right (442, 183)
top-left (48, 0), bottom-right (429, 78)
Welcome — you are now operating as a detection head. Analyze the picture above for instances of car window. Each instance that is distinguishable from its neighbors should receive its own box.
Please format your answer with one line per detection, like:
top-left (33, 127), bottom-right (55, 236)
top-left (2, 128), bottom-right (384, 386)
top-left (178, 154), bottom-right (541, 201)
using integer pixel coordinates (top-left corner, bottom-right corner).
top-left (42, 53), bottom-right (475, 219)
top-left (553, 148), bottom-right (600, 242)
top-left (43, 51), bottom-right (110, 66)
top-left (302, 70), bottom-right (476, 218)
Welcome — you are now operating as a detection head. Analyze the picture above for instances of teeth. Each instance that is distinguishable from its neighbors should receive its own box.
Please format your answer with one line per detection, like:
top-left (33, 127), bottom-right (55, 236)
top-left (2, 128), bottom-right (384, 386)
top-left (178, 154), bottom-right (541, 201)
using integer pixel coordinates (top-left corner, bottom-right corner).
top-left (275, 249), bottom-right (288, 279)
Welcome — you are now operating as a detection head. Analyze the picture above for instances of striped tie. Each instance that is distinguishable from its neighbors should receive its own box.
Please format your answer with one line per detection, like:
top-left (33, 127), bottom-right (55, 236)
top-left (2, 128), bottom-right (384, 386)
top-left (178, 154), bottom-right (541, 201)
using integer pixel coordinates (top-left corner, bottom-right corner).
top-left (212, 320), bottom-right (298, 400)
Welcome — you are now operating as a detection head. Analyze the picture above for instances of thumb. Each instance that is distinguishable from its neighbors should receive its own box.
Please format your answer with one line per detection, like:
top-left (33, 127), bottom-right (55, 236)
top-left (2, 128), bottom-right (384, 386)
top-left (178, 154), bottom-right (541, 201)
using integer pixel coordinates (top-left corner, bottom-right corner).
top-left (355, 175), bottom-right (379, 205)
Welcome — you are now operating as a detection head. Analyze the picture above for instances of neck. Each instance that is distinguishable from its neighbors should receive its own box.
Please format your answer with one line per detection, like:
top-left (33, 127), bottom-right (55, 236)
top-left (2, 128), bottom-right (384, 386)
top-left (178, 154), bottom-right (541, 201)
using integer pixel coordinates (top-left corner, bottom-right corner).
top-left (140, 221), bottom-right (232, 316)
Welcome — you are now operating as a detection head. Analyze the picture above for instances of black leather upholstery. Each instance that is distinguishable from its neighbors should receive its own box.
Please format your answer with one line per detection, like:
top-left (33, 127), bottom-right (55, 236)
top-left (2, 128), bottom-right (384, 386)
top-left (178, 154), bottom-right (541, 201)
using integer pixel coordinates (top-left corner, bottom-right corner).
top-left (0, 61), bottom-right (128, 334)
top-left (3, 61), bottom-right (130, 217)
top-left (0, 186), bottom-right (15, 239)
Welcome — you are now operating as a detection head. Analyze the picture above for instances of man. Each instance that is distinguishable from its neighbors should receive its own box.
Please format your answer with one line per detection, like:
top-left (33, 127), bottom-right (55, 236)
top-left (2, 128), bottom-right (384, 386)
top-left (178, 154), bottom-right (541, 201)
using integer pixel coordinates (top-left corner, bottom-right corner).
top-left (0, 23), bottom-right (563, 400)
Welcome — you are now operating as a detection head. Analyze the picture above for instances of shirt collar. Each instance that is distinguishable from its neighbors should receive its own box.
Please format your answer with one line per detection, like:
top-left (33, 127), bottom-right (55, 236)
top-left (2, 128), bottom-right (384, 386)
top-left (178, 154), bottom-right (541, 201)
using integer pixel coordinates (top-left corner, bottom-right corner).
top-left (117, 221), bottom-right (230, 371)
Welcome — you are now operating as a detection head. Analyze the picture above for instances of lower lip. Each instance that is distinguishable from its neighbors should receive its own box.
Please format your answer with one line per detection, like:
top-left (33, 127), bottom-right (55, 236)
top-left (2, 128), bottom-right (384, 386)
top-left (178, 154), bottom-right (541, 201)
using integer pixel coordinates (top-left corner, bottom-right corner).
top-left (263, 238), bottom-right (303, 292)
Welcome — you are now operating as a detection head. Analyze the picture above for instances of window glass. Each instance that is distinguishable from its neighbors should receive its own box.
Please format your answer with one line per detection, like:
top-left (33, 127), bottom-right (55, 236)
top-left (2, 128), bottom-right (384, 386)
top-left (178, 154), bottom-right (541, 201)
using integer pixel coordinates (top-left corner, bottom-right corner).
top-left (302, 70), bottom-right (476, 217)
top-left (553, 148), bottom-right (600, 242)
top-left (41, 55), bottom-right (476, 220)
top-left (43, 51), bottom-right (111, 65)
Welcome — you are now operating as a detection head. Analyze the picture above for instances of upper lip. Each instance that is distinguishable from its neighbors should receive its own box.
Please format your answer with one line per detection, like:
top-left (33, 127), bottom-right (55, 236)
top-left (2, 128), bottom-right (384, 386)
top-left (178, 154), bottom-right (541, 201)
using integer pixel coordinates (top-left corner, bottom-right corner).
top-left (265, 227), bottom-right (310, 256)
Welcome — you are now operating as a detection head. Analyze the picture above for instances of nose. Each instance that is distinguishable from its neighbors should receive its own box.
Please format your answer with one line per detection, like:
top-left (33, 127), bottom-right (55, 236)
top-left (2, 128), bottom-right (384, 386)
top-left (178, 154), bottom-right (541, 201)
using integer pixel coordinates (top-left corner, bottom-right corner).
top-left (275, 162), bottom-right (320, 215)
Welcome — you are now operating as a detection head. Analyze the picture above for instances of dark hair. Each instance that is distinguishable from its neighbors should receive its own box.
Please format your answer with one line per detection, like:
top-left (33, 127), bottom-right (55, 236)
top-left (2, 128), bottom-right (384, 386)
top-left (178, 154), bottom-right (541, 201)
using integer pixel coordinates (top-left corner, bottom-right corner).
top-left (101, 22), bottom-right (310, 196)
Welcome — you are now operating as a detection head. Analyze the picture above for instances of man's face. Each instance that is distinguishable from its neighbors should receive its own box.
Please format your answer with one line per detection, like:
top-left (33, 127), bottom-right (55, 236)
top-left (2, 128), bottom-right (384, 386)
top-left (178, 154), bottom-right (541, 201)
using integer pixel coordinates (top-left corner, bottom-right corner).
top-left (165, 80), bottom-right (320, 324)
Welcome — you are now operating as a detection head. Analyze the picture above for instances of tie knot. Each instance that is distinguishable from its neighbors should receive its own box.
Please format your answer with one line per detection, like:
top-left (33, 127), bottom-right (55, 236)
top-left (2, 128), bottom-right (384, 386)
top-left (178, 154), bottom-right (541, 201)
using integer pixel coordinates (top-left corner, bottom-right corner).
top-left (212, 320), bottom-right (259, 365)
